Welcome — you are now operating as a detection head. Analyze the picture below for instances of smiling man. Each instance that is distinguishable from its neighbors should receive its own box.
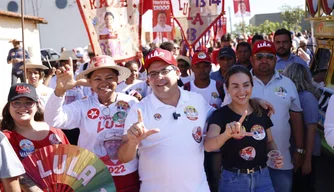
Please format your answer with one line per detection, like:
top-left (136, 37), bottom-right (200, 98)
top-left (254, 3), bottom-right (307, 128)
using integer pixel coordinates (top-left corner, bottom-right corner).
top-left (118, 48), bottom-right (214, 192)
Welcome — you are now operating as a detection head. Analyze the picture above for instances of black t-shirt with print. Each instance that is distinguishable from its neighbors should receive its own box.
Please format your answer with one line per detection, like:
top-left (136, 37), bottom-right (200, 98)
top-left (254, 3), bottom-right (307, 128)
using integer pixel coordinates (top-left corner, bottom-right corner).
top-left (208, 105), bottom-right (273, 169)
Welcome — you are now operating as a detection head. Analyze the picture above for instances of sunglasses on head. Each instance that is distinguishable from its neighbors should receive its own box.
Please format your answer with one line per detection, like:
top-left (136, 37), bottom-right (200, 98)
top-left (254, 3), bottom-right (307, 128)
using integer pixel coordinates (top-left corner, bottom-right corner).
top-left (254, 53), bottom-right (275, 61)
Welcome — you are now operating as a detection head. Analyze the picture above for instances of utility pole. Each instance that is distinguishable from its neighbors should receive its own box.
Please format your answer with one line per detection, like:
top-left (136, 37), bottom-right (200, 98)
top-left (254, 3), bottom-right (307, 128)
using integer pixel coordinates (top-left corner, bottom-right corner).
top-left (228, 6), bottom-right (232, 33)
top-left (21, 0), bottom-right (26, 82)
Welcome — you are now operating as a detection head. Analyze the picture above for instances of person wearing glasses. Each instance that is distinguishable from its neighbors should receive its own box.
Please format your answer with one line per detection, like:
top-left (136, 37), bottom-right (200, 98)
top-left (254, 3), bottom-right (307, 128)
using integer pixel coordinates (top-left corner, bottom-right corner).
top-left (249, 40), bottom-right (304, 192)
top-left (118, 48), bottom-right (214, 191)
top-left (1, 83), bottom-right (69, 191)
top-left (44, 55), bottom-right (140, 192)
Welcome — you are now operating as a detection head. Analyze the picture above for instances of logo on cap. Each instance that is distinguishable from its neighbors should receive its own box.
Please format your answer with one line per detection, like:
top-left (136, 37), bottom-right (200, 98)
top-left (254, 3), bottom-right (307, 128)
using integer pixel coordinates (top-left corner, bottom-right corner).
top-left (16, 85), bottom-right (31, 94)
top-left (147, 50), bottom-right (165, 60)
top-left (257, 41), bottom-right (271, 49)
top-left (197, 52), bottom-right (207, 59)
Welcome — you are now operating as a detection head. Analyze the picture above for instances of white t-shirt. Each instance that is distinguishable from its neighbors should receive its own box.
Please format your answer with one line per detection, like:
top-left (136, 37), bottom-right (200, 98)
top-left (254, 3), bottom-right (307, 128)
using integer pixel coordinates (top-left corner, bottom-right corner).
top-left (44, 93), bottom-right (139, 176)
top-left (251, 71), bottom-right (302, 170)
top-left (116, 80), bottom-right (148, 98)
top-left (180, 76), bottom-right (193, 85)
top-left (124, 88), bottom-right (214, 192)
top-left (35, 84), bottom-right (54, 109)
top-left (0, 131), bottom-right (25, 178)
top-left (188, 79), bottom-right (223, 109)
top-left (153, 24), bottom-right (173, 32)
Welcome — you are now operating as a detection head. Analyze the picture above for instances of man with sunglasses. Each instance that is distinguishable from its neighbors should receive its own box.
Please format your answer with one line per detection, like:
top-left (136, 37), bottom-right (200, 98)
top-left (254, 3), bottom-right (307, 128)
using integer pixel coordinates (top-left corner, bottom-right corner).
top-left (118, 48), bottom-right (213, 192)
top-left (251, 40), bottom-right (304, 192)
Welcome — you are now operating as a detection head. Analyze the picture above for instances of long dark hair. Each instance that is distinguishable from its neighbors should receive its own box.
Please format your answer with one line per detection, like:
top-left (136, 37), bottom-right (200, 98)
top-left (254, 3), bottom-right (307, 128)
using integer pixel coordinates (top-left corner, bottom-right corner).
top-left (225, 65), bottom-right (263, 116)
top-left (1, 101), bottom-right (44, 131)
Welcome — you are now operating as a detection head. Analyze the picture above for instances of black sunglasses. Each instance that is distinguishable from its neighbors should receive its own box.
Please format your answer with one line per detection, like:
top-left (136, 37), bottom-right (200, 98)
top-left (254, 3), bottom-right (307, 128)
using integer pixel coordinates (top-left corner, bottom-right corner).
top-left (254, 53), bottom-right (275, 61)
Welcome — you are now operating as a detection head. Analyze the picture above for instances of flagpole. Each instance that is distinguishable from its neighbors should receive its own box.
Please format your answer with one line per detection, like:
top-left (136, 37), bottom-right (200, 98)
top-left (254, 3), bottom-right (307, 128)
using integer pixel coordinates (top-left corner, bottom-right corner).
top-left (21, 0), bottom-right (26, 82)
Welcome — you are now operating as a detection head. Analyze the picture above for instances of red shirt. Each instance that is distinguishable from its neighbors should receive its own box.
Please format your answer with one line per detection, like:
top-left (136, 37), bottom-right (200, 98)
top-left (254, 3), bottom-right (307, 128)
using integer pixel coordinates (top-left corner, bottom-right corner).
top-left (3, 127), bottom-right (69, 160)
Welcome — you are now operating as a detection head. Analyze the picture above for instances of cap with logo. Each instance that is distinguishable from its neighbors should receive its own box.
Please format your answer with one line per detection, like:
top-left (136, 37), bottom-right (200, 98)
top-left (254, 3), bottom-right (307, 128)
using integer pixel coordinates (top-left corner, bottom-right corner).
top-left (144, 48), bottom-right (177, 69)
top-left (8, 83), bottom-right (38, 102)
top-left (192, 51), bottom-right (211, 65)
top-left (252, 40), bottom-right (276, 55)
top-left (217, 47), bottom-right (236, 59)
top-left (76, 55), bottom-right (131, 83)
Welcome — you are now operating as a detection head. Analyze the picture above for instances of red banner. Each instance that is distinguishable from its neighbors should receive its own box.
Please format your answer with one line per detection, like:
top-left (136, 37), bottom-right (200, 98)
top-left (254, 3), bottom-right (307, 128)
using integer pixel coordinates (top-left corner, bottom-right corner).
top-left (233, 0), bottom-right (251, 18)
top-left (76, 0), bottom-right (142, 63)
top-left (170, 0), bottom-right (225, 48)
top-left (152, 0), bottom-right (174, 43)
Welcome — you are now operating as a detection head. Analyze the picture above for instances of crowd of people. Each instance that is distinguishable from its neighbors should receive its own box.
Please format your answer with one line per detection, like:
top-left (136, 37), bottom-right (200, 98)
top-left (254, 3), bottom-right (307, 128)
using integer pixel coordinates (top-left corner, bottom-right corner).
top-left (0, 27), bottom-right (327, 192)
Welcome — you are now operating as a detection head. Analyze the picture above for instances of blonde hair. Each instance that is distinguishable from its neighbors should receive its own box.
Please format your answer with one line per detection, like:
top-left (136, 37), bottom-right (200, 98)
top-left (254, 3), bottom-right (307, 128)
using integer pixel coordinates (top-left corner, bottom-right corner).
top-left (282, 63), bottom-right (320, 99)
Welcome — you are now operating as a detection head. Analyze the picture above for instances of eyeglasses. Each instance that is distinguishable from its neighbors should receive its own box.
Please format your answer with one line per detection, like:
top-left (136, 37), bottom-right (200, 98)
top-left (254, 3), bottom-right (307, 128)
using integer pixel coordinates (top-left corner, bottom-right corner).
top-left (254, 53), bottom-right (275, 61)
top-left (11, 101), bottom-right (36, 108)
top-left (147, 66), bottom-right (175, 79)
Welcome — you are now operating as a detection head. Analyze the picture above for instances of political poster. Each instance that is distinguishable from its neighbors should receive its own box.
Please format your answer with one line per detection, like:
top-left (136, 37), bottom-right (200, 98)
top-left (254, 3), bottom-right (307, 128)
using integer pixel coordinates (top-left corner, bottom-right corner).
top-left (233, 0), bottom-right (251, 18)
top-left (152, 0), bottom-right (174, 43)
top-left (170, 0), bottom-right (225, 47)
top-left (76, 0), bottom-right (141, 62)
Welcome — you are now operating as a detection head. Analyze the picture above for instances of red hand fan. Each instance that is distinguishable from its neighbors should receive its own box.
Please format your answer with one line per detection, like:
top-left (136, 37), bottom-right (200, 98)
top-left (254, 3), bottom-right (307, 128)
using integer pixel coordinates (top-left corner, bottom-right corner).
top-left (22, 144), bottom-right (116, 192)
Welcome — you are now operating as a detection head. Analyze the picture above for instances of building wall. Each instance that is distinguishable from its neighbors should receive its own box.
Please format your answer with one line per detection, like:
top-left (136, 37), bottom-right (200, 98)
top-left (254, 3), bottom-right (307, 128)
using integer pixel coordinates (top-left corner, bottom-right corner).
top-left (0, 16), bottom-right (41, 113)
top-left (0, 0), bottom-right (89, 52)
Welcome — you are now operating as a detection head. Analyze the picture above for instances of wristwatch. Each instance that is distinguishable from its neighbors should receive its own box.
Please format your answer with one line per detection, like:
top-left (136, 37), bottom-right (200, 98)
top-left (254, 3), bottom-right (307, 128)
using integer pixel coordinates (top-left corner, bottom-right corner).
top-left (296, 148), bottom-right (305, 154)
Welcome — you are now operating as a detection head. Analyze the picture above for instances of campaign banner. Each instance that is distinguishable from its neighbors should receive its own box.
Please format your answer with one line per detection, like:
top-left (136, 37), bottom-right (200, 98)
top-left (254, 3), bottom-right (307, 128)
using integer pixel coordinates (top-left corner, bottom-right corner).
top-left (171, 0), bottom-right (225, 47)
top-left (76, 0), bottom-right (141, 62)
top-left (152, 0), bottom-right (174, 43)
top-left (233, 0), bottom-right (251, 18)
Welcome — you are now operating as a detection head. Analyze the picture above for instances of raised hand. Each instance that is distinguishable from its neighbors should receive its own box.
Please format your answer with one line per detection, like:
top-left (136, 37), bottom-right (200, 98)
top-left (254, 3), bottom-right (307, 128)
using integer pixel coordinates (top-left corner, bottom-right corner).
top-left (224, 110), bottom-right (253, 139)
top-left (127, 109), bottom-right (160, 144)
top-left (54, 57), bottom-right (87, 96)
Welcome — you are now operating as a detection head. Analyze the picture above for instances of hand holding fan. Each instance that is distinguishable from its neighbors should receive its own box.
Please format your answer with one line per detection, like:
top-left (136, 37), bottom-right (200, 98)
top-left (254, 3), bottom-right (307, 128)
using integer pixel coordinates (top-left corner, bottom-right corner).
top-left (22, 144), bottom-right (116, 192)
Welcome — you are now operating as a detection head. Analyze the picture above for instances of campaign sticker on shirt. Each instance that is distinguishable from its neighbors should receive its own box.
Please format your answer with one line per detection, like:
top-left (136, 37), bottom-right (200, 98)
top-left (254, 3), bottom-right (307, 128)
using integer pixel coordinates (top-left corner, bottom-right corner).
top-left (115, 101), bottom-right (130, 111)
top-left (19, 139), bottom-right (35, 158)
top-left (49, 133), bottom-right (62, 144)
top-left (211, 92), bottom-right (219, 99)
top-left (154, 113), bottom-right (162, 121)
top-left (251, 125), bottom-right (266, 140)
top-left (113, 111), bottom-right (127, 124)
top-left (274, 86), bottom-right (287, 97)
top-left (87, 108), bottom-right (100, 119)
top-left (192, 126), bottom-right (202, 143)
top-left (239, 146), bottom-right (256, 161)
top-left (184, 106), bottom-right (198, 120)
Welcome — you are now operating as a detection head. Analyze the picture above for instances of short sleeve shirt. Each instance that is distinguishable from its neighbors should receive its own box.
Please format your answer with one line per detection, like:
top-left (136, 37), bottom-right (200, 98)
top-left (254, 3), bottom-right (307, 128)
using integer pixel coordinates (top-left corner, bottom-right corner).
top-left (0, 132), bottom-right (25, 178)
top-left (7, 48), bottom-right (30, 74)
top-left (3, 127), bottom-right (69, 160)
top-left (251, 70), bottom-right (302, 170)
top-left (209, 105), bottom-right (273, 169)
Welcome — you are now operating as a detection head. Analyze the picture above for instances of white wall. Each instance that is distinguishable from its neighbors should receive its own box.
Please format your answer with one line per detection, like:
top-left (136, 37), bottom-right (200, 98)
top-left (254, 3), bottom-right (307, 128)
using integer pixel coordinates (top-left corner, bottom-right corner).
top-left (0, 0), bottom-right (89, 52)
top-left (0, 16), bottom-right (41, 113)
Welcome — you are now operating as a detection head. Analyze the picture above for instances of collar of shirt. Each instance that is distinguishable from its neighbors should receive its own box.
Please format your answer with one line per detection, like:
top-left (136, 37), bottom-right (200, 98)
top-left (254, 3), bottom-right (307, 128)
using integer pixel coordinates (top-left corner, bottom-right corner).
top-left (276, 53), bottom-right (294, 62)
top-left (151, 87), bottom-right (189, 110)
top-left (250, 69), bottom-right (282, 85)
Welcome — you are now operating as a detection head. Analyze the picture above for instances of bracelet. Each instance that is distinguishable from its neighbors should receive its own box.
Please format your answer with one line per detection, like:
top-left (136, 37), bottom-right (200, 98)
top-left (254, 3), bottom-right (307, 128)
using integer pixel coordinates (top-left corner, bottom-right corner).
top-left (296, 148), bottom-right (305, 154)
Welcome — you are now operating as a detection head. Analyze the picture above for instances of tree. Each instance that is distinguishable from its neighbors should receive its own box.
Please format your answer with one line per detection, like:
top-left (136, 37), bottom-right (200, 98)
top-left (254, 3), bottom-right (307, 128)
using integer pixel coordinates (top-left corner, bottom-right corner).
top-left (280, 5), bottom-right (305, 32)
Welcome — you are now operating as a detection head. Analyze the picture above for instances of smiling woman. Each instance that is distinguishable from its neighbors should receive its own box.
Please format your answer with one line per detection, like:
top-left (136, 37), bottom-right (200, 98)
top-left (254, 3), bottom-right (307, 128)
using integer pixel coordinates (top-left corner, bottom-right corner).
top-left (44, 55), bottom-right (141, 192)
top-left (0, 82), bottom-right (69, 191)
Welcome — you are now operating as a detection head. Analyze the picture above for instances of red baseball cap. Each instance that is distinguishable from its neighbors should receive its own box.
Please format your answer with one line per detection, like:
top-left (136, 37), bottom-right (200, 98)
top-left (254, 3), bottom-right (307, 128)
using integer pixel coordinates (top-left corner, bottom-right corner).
top-left (252, 40), bottom-right (276, 55)
top-left (144, 48), bottom-right (177, 69)
top-left (192, 51), bottom-right (211, 65)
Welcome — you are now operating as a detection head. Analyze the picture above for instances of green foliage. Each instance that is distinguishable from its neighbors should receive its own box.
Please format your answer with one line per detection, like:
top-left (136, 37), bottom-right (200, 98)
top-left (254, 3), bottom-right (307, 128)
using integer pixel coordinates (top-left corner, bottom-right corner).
top-left (232, 5), bottom-right (305, 36)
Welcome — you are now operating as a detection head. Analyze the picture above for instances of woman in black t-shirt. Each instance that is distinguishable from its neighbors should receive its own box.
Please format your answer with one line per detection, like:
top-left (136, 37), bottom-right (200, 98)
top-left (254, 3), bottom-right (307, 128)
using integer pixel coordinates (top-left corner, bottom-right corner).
top-left (204, 66), bottom-right (283, 192)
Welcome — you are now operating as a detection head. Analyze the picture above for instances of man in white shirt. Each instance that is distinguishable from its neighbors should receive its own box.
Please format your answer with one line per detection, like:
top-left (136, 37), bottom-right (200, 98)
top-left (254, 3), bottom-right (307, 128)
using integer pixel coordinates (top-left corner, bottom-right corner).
top-left (118, 48), bottom-right (213, 192)
top-left (153, 12), bottom-right (173, 32)
top-left (251, 40), bottom-right (304, 192)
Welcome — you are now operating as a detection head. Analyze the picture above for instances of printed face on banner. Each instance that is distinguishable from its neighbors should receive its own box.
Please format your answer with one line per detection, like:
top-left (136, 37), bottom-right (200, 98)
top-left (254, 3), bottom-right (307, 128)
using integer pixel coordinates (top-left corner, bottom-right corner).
top-left (152, 0), bottom-right (174, 44)
top-left (171, 0), bottom-right (224, 47)
top-left (233, 0), bottom-right (251, 18)
top-left (77, 0), bottom-right (140, 62)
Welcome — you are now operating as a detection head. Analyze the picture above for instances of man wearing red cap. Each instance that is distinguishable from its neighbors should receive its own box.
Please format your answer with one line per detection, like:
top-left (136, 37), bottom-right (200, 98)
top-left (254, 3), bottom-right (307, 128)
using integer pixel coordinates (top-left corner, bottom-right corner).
top-left (251, 40), bottom-right (304, 192)
top-left (119, 48), bottom-right (213, 192)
